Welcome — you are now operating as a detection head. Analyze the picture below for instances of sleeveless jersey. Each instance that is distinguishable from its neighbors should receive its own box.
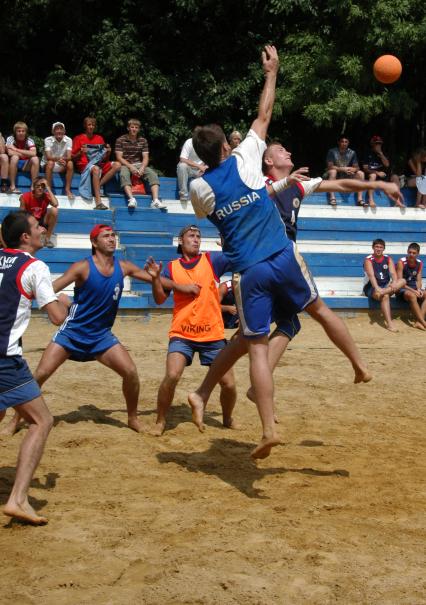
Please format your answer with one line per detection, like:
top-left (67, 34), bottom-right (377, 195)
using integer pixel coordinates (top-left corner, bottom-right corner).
top-left (365, 254), bottom-right (391, 287)
top-left (265, 177), bottom-right (303, 242)
top-left (202, 155), bottom-right (289, 272)
top-left (400, 256), bottom-right (422, 289)
top-left (56, 256), bottom-right (123, 342)
top-left (169, 253), bottom-right (224, 342)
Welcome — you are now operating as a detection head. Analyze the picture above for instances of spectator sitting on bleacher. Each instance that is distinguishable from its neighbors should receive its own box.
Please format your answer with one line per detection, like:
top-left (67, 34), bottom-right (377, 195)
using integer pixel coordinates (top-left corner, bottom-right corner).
top-left (325, 135), bottom-right (365, 206)
top-left (42, 122), bottom-right (74, 201)
top-left (396, 243), bottom-right (426, 330)
top-left (0, 131), bottom-right (10, 192)
top-left (262, 141), bottom-right (403, 241)
top-left (407, 148), bottom-right (426, 209)
top-left (219, 279), bottom-right (239, 330)
top-left (6, 122), bottom-right (40, 194)
top-left (19, 177), bottom-right (58, 248)
top-left (362, 135), bottom-right (404, 208)
top-left (72, 116), bottom-right (120, 210)
top-left (115, 118), bottom-right (165, 210)
top-left (363, 238), bottom-right (405, 332)
top-left (177, 127), bottom-right (208, 203)
top-left (228, 130), bottom-right (242, 150)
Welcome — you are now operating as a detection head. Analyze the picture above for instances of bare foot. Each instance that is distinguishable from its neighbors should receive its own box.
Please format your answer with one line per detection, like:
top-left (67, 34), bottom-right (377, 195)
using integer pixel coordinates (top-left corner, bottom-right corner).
top-left (188, 392), bottom-right (205, 433)
top-left (150, 420), bottom-right (166, 436)
top-left (414, 322), bottom-right (426, 331)
top-left (127, 416), bottom-right (142, 433)
top-left (385, 322), bottom-right (398, 333)
top-left (246, 388), bottom-right (279, 423)
top-left (66, 190), bottom-right (75, 200)
top-left (4, 501), bottom-right (48, 525)
top-left (223, 416), bottom-right (240, 430)
top-left (251, 435), bottom-right (282, 460)
top-left (354, 367), bottom-right (373, 384)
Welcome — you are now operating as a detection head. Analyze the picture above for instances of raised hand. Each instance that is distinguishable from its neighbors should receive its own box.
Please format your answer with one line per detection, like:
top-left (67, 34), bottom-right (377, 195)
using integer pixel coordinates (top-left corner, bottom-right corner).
top-left (145, 256), bottom-right (163, 279)
top-left (261, 45), bottom-right (279, 75)
top-left (287, 167), bottom-right (310, 185)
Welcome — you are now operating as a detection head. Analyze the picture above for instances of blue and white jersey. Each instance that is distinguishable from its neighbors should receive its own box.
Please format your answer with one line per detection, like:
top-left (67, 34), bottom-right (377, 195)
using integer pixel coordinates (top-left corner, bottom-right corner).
top-left (0, 248), bottom-right (57, 356)
top-left (190, 129), bottom-right (289, 272)
top-left (55, 256), bottom-right (123, 343)
top-left (400, 256), bottom-right (423, 289)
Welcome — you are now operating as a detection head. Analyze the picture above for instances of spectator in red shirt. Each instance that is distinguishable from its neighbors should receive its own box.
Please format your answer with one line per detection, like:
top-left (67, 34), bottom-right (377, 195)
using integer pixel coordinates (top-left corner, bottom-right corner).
top-left (6, 122), bottom-right (40, 194)
top-left (71, 117), bottom-right (120, 209)
top-left (19, 177), bottom-right (59, 248)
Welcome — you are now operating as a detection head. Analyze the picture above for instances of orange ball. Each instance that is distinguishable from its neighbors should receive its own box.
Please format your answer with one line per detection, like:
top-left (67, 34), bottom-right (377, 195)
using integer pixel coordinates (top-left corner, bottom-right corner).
top-left (373, 55), bottom-right (402, 84)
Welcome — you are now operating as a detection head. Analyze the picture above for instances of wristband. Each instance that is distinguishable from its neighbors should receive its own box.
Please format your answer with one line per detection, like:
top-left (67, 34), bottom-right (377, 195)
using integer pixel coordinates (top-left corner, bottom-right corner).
top-left (271, 177), bottom-right (289, 194)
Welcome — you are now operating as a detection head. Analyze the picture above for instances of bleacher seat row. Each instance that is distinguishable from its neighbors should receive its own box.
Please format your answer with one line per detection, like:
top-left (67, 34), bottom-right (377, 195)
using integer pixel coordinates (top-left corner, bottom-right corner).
top-left (1, 173), bottom-right (426, 311)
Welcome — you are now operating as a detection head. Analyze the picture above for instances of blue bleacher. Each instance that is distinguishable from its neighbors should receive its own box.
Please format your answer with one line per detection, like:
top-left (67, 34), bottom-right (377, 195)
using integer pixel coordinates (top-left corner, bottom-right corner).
top-left (2, 172), bottom-right (426, 311)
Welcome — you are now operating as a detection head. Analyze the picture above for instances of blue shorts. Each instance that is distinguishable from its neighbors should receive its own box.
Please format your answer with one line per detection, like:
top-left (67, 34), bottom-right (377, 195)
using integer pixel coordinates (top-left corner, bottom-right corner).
top-left (233, 243), bottom-right (317, 337)
top-left (52, 330), bottom-right (120, 362)
top-left (363, 281), bottom-right (391, 298)
top-left (168, 337), bottom-right (226, 366)
top-left (272, 313), bottom-right (301, 340)
top-left (0, 356), bottom-right (41, 410)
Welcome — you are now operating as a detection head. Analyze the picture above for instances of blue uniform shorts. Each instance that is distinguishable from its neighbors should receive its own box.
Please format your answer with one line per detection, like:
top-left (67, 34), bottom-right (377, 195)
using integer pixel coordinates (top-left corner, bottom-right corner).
top-left (52, 330), bottom-right (120, 362)
top-left (233, 242), bottom-right (317, 337)
top-left (168, 337), bottom-right (227, 366)
top-left (0, 356), bottom-right (41, 410)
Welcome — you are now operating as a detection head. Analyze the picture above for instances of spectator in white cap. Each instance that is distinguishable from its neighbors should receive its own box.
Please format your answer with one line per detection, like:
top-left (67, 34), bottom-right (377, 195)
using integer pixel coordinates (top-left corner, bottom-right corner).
top-left (42, 122), bottom-right (74, 200)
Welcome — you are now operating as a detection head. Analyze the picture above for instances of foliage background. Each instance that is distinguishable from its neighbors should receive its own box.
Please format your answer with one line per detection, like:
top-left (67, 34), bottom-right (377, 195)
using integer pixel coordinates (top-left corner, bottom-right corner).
top-left (0, 0), bottom-right (424, 174)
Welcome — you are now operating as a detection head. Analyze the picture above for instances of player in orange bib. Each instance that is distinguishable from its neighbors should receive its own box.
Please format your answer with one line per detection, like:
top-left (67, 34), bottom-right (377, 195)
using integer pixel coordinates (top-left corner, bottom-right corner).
top-left (148, 225), bottom-right (236, 435)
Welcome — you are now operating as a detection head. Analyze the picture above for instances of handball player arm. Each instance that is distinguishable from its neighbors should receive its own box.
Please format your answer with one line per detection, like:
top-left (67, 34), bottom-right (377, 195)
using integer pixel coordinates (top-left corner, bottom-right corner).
top-left (251, 45), bottom-right (279, 141)
top-left (41, 298), bottom-right (69, 325)
top-left (52, 260), bottom-right (88, 293)
top-left (122, 258), bottom-right (170, 305)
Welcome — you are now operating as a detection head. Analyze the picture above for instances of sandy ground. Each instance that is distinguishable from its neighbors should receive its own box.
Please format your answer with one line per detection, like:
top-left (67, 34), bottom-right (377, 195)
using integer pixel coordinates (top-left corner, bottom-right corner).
top-left (0, 312), bottom-right (425, 605)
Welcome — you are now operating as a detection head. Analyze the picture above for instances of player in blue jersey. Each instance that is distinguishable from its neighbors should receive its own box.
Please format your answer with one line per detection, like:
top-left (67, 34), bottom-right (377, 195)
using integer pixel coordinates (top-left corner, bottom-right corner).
top-left (188, 46), bottom-right (370, 459)
top-left (6, 224), bottom-right (199, 436)
top-left (0, 211), bottom-right (68, 524)
top-left (396, 243), bottom-right (426, 330)
top-left (363, 239), bottom-right (405, 332)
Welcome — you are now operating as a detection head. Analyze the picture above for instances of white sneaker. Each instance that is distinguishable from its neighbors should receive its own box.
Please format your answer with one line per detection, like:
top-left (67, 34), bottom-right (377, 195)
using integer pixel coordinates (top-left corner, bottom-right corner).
top-left (128, 197), bottom-right (137, 208)
top-left (150, 199), bottom-right (167, 209)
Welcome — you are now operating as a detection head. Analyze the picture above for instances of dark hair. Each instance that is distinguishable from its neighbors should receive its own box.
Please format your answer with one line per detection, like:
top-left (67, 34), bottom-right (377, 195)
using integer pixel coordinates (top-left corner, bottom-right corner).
top-left (338, 134), bottom-right (349, 142)
top-left (408, 242), bottom-right (420, 253)
top-left (1, 211), bottom-right (32, 247)
top-left (192, 124), bottom-right (226, 168)
top-left (372, 238), bottom-right (386, 247)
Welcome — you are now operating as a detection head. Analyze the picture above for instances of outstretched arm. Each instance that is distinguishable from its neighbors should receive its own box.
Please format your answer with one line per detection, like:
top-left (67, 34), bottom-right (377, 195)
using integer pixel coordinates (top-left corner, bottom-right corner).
top-left (251, 45), bottom-right (279, 141)
top-left (53, 260), bottom-right (88, 293)
top-left (144, 257), bottom-right (169, 304)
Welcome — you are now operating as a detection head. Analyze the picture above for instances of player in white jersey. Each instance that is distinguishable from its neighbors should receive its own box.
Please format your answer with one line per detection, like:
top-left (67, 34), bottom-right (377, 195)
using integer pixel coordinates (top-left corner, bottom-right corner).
top-left (0, 211), bottom-right (68, 524)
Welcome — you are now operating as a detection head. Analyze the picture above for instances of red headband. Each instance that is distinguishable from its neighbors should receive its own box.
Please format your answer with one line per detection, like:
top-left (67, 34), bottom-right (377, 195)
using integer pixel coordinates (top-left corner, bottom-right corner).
top-left (90, 224), bottom-right (113, 241)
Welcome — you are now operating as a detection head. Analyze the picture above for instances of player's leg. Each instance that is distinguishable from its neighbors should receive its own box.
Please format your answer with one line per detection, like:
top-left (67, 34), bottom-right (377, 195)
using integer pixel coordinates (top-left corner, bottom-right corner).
top-left (218, 368), bottom-right (238, 429)
top-left (34, 342), bottom-right (70, 386)
top-left (379, 293), bottom-right (398, 332)
top-left (403, 291), bottom-right (426, 330)
top-left (3, 395), bottom-right (53, 525)
top-left (247, 336), bottom-right (281, 459)
top-left (153, 350), bottom-right (188, 435)
top-left (96, 343), bottom-right (141, 432)
top-left (188, 334), bottom-right (247, 418)
top-left (305, 297), bottom-right (372, 382)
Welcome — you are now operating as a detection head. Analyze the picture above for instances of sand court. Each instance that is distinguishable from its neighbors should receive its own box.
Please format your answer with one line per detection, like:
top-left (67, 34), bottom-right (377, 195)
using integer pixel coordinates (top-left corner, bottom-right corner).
top-left (0, 313), bottom-right (425, 604)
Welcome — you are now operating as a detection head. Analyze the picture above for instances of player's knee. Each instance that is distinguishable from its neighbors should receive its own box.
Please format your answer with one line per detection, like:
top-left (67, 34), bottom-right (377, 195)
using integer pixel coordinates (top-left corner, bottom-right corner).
top-left (219, 372), bottom-right (236, 391)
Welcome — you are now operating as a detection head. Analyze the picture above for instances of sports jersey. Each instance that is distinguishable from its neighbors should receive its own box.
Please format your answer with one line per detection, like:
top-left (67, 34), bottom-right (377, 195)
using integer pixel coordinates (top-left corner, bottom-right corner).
top-left (364, 254), bottom-right (392, 288)
top-left (399, 256), bottom-right (423, 289)
top-left (55, 256), bottom-right (123, 343)
top-left (0, 249), bottom-right (57, 356)
top-left (20, 191), bottom-right (50, 221)
top-left (265, 175), bottom-right (322, 242)
top-left (190, 130), bottom-right (289, 272)
top-left (163, 252), bottom-right (229, 342)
